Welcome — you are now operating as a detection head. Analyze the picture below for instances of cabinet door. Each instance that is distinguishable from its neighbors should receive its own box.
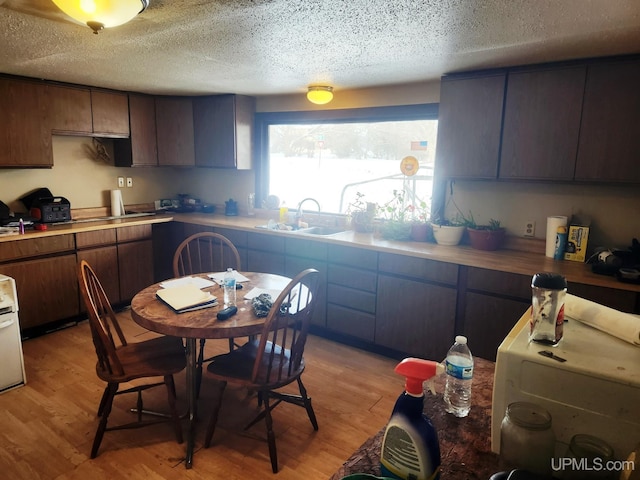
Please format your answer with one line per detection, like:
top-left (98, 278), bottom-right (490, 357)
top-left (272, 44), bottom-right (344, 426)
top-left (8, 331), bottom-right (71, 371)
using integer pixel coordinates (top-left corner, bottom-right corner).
top-left (499, 66), bottom-right (586, 180)
top-left (77, 246), bottom-right (120, 307)
top-left (193, 94), bottom-right (255, 169)
top-left (434, 73), bottom-right (506, 179)
top-left (376, 275), bottom-right (456, 360)
top-left (91, 90), bottom-right (129, 137)
top-left (48, 84), bottom-right (93, 134)
top-left (575, 59), bottom-right (640, 183)
top-left (155, 96), bottom-right (195, 166)
top-left (0, 80), bottom-right (11, 163)
top-left (118, 240), bottom-right (154, 302)
top-left (246, 232), bottom-right (285, 274)
top-left (462, 292), bottom-right (529, 361)
top-left (118, 93), bottom-right (158, 166)
top-left (1, 255), bottom-right (79, 331)
top-left (3, 79), bottom-right (52, 167)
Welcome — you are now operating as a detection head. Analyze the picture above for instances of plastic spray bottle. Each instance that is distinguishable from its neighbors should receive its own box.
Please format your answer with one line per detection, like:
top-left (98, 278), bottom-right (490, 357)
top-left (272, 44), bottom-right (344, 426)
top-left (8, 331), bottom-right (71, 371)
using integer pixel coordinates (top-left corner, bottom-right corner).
top-left (380, 357), bottom-right (445, 480)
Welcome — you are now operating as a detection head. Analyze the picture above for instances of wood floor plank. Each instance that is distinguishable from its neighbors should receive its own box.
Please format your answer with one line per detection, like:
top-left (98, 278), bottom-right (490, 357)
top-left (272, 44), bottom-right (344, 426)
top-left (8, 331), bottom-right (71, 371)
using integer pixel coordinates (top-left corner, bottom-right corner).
top-left (0, 309), bottom-right (405, 479)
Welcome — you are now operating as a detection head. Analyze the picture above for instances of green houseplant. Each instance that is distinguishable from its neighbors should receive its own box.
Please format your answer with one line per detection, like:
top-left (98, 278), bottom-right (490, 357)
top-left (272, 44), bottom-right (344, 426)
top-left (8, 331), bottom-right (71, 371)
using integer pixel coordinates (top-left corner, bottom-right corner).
top-left (430, 210), bottom-right (472, 246)
top-left (347, 192), bottom-right (377, 233)
top-left (467, 218), bottom-right (506, 250)
top-left (407, 200), bottom-right (433, 242)
top-left (378, 190), bottom-right (412, 241)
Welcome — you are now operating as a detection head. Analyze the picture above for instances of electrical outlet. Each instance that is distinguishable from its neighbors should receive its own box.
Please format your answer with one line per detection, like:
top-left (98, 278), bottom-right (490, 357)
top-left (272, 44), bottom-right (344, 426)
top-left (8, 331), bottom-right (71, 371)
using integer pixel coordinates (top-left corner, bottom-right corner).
top-left (126, 177), bottom-right (133, 188)
top-left (117, 176), bottom-right (125, 188)
top-left (524, 220), bottom-right (536, 237)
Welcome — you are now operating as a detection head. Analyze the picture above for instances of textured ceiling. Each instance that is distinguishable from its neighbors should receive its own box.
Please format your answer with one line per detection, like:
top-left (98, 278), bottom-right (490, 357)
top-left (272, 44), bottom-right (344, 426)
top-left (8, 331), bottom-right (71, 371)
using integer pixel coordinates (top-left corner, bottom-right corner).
top-left (1, 0), bottom-right (639, 96)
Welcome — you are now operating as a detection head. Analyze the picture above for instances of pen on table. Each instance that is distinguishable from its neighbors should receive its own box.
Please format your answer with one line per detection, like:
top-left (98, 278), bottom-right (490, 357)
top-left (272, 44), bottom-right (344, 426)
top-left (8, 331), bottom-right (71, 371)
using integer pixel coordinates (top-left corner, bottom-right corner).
top-left (19, 218), bottom-right (25, 234)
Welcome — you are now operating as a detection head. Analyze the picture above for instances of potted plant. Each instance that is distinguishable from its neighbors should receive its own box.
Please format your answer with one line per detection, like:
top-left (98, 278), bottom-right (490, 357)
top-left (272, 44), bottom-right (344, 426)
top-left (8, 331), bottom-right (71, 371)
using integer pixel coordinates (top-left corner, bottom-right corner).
top-left (430, 209), bottom-right (474, 246)
top-left (378, 189), bottom-right (412, 241)
top-left (407, 200), bottom-right (433, 242)
top-left (467, 218), bottom-right (506, 251)
top-left (347, 192), bottom-right (376, 233)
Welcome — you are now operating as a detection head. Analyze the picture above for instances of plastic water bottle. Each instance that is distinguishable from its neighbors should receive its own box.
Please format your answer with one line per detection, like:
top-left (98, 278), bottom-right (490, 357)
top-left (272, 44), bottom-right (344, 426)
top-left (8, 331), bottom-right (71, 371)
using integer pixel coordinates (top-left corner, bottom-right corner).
top-left (444, 335), bottom-right (474, 417)
top-left (223, 268), bottom-right (236, 307)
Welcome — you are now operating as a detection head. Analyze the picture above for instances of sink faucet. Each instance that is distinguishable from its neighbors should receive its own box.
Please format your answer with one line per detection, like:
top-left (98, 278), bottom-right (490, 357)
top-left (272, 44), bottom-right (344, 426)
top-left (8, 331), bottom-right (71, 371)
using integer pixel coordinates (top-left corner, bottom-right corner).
top-left (296, 198), bottom-right (321, 225)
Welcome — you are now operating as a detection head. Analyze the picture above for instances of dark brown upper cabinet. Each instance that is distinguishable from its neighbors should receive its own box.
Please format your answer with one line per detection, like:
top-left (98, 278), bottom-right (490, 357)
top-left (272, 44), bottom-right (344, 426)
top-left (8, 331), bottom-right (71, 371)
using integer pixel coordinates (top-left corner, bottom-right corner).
top-left (0, 78), bottom-right (52, 168)
top-left (114, 94), bottom-right (158, 167)
top-left (48, 84), bottom-right (93, 134)
top-left (90, 90), bottom-right (129, 137)
top-left (155, 96), bottom-right (195, 166)
top-left (499, 66), bottom-right (586, 180)
top-left (193, 94), bottom-right (255, 169)
top-left (48, 85), bottom-right (128, 137)
top-left (434, 72), bottom-right (506, 179)
top-left (575, 58), bottom-right (640, 183)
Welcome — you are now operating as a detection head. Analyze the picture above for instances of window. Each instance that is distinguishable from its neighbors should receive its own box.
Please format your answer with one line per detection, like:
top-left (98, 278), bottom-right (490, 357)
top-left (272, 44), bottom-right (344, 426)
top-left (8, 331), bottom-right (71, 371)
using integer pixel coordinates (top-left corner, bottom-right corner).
top-left (255, 104), bottom-right (438, 217)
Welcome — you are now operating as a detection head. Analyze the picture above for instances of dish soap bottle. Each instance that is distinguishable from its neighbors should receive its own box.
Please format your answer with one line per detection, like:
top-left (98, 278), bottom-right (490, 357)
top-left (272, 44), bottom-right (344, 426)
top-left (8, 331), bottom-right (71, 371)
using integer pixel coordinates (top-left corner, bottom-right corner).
top-left (380, 357), bottom-right (445, 480)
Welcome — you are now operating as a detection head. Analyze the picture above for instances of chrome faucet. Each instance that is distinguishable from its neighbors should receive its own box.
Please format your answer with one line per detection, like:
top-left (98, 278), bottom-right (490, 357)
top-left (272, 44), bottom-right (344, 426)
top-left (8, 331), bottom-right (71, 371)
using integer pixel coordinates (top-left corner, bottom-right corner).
top-left (296, 198), bottom-right (321, 223)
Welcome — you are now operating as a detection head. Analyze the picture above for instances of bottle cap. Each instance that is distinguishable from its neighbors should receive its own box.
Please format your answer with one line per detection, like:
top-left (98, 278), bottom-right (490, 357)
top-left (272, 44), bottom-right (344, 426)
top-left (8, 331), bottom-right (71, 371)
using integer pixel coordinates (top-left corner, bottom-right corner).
top-left (395, 357), bottom-right (445, 396)
top-left (455, 335), bottom-right (467, 345)
top-left (532, 272), bottom-right (567, 289)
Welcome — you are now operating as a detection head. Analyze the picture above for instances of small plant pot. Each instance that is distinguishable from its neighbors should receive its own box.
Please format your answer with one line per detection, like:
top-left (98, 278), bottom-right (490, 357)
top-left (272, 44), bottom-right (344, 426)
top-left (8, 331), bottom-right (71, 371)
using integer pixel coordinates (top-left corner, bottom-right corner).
top-left (409, 222), bottom-right (433, 242)
top-left (467, 227), bottom-right (506, 251)
top-left (431, 224), bottom-right (465, 245)
top-left (380, 221), bottom-right (412, 241)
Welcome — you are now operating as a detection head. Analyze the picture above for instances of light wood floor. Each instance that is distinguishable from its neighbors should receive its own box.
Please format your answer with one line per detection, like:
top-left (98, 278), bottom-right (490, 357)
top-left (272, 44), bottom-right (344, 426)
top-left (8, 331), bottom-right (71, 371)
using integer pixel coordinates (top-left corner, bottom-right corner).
top-left (0, 309), bottom-right (402, 480)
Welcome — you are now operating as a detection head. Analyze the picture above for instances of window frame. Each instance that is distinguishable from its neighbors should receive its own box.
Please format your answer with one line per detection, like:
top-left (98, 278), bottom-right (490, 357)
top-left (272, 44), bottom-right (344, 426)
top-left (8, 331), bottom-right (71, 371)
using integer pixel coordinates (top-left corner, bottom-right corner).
top-left (254, 103), bottom-right (439, 207)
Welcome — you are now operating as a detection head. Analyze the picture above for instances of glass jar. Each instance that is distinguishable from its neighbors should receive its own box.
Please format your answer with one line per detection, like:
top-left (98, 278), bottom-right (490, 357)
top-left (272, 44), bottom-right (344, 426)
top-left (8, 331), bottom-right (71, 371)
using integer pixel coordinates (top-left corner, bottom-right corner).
top-left (500, 401), bottom-right (556, 476)
top-left (562, 434), bottom-right (615, 480)
top-left (530, 272), bottom-right (567, 345)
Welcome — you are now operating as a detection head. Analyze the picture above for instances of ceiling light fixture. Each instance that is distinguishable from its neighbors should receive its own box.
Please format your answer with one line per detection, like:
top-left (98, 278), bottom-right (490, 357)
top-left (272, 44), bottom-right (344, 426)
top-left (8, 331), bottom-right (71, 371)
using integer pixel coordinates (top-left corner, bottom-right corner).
top-left (307, 86), bottom-right (334, 105)
top-left (51, 0), bottom-right (149, 34)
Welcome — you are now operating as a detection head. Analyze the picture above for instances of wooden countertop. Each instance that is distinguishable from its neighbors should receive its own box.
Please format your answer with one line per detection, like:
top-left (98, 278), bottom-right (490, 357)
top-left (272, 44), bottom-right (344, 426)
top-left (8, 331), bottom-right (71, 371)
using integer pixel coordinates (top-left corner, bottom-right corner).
top-left (2, 210), bottom-right (637, 294)
top-left (173, 213), bottom-right (640, 294)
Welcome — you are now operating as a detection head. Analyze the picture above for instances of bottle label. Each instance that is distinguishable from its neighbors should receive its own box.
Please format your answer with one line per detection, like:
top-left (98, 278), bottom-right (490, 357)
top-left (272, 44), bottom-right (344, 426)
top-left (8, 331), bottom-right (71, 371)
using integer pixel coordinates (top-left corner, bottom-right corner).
top-left (445, 360), bottom-right (473, 380)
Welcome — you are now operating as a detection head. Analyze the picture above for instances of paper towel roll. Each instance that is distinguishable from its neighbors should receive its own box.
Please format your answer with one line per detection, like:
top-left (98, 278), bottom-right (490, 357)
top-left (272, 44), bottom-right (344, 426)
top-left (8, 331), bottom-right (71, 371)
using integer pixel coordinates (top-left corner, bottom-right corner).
top-left (565, 294), bottom-right (640, 346)
top-left (545, 216), bottom-right (568, 258)
top-left (110, 189), bottom-right (124, 217)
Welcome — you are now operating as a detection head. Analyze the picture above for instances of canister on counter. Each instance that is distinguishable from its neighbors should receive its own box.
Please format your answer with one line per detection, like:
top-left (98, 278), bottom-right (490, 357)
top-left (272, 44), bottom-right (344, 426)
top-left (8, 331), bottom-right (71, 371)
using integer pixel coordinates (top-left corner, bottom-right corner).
top-left (530, 272), bottom-right (567, 345)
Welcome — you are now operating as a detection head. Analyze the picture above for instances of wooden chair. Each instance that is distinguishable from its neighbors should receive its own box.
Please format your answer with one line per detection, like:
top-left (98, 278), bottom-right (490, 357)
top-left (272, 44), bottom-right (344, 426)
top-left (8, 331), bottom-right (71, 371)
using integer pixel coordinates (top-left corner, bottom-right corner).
top-left (77, 260), bottom-right (186, 458)
top-left (203, 268), bottom-right (320, 473)
top-left (172, 232), bottom-right (242, 393)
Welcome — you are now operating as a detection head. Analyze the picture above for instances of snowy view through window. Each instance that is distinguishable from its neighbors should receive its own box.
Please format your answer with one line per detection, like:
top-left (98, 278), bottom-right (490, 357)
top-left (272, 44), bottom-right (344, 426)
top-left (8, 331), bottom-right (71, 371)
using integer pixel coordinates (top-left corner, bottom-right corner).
top-left (268, 119), bottom-right (438, 217)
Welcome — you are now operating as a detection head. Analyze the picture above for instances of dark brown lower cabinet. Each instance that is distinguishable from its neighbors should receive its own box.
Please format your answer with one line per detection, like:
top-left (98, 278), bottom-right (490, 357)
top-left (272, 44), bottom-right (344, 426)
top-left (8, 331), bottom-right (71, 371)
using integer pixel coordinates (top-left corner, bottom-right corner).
top-left (1, 255), bottom-right (79, 331)
top-left (376, 275), bottom-right (457, 361)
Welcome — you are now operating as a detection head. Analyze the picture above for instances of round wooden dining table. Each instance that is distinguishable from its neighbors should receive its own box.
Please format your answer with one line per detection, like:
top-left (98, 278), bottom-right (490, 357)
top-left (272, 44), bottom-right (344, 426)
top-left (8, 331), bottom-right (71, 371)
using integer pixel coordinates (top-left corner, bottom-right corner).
top-left (130, 271), bottom-right (292, 469)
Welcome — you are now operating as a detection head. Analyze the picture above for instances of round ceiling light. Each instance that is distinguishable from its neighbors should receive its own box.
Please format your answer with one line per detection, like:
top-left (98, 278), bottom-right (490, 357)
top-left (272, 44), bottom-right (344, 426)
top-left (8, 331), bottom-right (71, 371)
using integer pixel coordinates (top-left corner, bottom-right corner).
top-left (52, 0), bottom-right (149, 34)
top-left (307, 86), bottom-right (334, 105)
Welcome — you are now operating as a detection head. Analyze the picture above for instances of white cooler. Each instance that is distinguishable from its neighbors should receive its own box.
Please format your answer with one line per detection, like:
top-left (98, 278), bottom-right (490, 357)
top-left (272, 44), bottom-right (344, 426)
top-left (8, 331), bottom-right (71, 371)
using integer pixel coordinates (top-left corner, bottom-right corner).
top-left (491, 308), bottom-right (640, 460)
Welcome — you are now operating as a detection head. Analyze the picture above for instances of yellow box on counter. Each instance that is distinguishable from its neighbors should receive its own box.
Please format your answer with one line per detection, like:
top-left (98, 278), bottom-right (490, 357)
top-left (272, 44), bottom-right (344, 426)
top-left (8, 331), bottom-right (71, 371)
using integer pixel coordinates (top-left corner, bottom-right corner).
top-left (564, 225), bottom-right (589, 262)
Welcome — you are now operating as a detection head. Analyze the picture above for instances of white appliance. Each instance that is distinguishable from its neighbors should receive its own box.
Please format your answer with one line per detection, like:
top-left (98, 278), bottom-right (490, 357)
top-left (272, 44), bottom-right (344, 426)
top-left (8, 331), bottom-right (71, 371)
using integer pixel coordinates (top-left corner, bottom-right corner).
top-left (0, 274), bottom-right (26, 393)
top-left (492, 309), bottom-right (640, 460)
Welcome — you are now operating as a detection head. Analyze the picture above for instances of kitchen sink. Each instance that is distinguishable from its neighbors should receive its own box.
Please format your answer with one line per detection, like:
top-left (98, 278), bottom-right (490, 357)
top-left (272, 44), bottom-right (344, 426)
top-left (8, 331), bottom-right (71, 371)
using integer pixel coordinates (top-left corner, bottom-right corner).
top-left (255, 224), bottom-right (347, 236)
top-left (293, 226), bottom-right (347, 236)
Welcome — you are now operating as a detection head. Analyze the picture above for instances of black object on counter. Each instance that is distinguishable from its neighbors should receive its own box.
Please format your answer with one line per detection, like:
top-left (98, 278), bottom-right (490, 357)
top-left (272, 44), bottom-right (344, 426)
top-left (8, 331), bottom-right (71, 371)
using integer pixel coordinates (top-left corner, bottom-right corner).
top-left (19, 187), bottom-right (53, 210)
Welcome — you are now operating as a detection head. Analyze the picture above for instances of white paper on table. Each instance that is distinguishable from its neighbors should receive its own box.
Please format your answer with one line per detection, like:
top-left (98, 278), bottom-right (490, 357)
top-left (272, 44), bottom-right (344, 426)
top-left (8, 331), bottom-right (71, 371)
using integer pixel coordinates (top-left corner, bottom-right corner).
top-left (208, 270), bottom-right (250, 285)
top-left (160, 276), bottom-right (216, 289)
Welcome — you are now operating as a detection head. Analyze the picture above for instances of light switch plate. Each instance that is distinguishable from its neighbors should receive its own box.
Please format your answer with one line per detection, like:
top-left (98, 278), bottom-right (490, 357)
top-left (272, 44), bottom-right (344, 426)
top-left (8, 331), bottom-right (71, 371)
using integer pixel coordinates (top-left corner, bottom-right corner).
top-left (117, 176), bottom-right (125, 188)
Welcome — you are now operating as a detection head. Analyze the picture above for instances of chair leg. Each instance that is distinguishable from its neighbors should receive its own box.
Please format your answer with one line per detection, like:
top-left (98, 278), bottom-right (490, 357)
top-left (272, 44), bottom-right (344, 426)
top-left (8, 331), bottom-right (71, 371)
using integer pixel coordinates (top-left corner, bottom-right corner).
top-left (164, 375), bottom-right (183, 444)
top-left (203, 380), bottom-right (227, 448)
top-left (262, 393), bottom-right (279, 473)
top-left (96, 384), bottom-right (111, 417)
top-left (196, 338), bottom-right (206, 398)
top-left (91, 383), bottom-right (117, 458)
top-left (297, 377), bottom-right (318, 430)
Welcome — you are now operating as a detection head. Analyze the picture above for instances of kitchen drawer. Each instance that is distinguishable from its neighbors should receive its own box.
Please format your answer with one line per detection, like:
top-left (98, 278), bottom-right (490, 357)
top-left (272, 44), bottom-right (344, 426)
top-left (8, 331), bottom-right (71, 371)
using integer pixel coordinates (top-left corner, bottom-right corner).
top-left (328, 244), bottom-right (377, 270)
top-left (0, 234), bottom-right (75, 262)
top-left (76, 229), bottom-right (117, 249)
top-left (247, 232), bottom-right (285, 254)
top-left (327, 283), bottom-right (376, 314)
top-left (327, 264), bottom-right (377, 293)
top-left (285, 237), bottom-right (328, 261)
top-left (466, 267), bottom-right (532, 300)
top-left (378, 252), bottom-right (458, 285)
top-left (326, 303), bottom-right (375, 342)
top-left (116, 224), bottom-right (152, 243)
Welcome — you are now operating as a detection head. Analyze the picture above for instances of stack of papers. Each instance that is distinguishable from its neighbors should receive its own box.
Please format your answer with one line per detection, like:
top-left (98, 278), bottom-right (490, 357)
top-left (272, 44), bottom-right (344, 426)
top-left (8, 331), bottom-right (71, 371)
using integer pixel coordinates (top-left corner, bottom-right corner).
top-left (160, 276), bottom-right (216, 289)
top-left (156, 283), bottom-right (218, 313)
top-left (208, 270), bottom-right (250, 285)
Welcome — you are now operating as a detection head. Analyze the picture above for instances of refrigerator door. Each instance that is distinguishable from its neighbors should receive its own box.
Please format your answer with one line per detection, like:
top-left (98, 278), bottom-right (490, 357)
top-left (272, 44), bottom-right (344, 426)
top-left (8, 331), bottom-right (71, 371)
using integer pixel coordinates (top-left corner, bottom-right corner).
top-left (0, 313), bottom-right (26, 393)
